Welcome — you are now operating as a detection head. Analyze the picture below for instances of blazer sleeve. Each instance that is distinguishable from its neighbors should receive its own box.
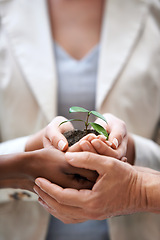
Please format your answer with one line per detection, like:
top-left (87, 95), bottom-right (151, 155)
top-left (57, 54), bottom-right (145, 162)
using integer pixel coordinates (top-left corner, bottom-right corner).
top-left (0, 136), bottom-right (29, 154)
top-left (133, 134), bottom-right (160, 171)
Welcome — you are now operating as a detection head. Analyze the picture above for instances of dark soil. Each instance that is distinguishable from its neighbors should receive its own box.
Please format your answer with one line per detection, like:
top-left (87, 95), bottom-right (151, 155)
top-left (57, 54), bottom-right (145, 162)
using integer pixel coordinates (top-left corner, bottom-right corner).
top-left (63, 129), bottom-right (99, 147)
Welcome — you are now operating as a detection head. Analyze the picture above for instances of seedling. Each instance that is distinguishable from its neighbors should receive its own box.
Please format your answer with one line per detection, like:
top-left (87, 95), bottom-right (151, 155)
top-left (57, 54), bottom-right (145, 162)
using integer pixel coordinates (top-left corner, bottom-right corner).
top-left (60, 106), bottom-right (109, 140)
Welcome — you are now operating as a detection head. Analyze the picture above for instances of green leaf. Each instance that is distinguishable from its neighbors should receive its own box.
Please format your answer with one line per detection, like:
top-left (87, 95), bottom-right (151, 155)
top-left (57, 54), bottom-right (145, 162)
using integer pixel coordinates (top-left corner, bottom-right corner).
top-left (90, 111), bottom-right (107, 124)
top-left (59, 119), bottom-right (85, 126)
top-left (69, 106), bottom-right (89, 113)
top-left (89, 122), bottom-right (109, 140)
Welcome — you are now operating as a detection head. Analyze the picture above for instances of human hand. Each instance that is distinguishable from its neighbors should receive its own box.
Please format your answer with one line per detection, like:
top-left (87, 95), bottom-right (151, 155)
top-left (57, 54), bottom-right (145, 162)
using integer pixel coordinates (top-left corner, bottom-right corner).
top-left (33, 151), bottom-right (146, 223)
top-left (24, 147), bottom-right (98, 191)
top-left (25, 116), bottom-right (73, 152)
top-left (24, 116), bottom-right (99, 191)
top-left (69, 113), bottom-right (128, 161)
top-left (26, 113), bottom-right (129, 162)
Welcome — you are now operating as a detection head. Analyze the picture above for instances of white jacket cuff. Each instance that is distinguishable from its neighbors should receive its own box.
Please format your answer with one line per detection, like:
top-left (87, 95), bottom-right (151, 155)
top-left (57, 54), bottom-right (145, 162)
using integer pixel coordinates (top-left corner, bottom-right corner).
top-left (0, 136), bottom-right (29, 154)
top-left (0, 136), bottom-right (38, 203)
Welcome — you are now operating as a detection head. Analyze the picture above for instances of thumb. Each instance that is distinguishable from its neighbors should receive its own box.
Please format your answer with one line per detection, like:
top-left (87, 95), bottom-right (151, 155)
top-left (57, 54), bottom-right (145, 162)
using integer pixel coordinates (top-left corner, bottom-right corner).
top-left (65, 152), bottom-right (107, 174)
top-left (44, 116), bottom-right (74, 151)
top-left (44, 128), bottom-right (69, 151)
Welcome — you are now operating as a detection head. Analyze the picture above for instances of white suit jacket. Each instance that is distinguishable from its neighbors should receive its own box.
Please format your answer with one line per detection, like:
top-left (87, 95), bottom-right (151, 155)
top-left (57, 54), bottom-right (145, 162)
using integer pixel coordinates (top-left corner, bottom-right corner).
top-left (0, 0), bottom-right (160, 239)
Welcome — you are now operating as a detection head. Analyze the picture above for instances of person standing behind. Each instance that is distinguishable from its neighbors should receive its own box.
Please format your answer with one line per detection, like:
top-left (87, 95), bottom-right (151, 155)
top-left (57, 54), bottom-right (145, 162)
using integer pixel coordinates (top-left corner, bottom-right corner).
top-left (0, 0), bottom-right (160, 240)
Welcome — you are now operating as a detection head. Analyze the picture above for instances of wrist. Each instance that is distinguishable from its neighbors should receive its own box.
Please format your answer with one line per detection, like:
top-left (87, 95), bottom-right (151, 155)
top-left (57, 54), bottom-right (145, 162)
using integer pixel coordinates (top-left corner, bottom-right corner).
top-left (23, 150), bottom-right (41, 181)
top-left (142, 171), bottom-right (160, 213)
top-left (133, 170), bottom-right (148, 212)
top-left (0, 153), bottom-right (24, 180)
top-left (0, 152), bottom-right (39, 191)
top-left (131, 168), bottom-right (160, 213)
top-left (25, 128), bottom-right (45, 152)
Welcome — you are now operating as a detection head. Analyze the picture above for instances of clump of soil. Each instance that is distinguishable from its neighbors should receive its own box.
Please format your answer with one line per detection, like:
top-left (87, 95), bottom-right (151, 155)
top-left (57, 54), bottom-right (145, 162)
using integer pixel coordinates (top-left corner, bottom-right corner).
top-left (63, 129), bottom-right (99, 147)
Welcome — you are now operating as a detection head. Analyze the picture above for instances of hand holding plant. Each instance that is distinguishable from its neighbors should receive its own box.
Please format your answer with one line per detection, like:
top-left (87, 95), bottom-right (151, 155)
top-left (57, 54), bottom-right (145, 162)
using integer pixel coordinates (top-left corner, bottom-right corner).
top-left (59, 107), bottom-right (128, 160)
top-left (41, 108), bottom-right (128, 160)
top-left (69, 112), bottom-right (128, 161)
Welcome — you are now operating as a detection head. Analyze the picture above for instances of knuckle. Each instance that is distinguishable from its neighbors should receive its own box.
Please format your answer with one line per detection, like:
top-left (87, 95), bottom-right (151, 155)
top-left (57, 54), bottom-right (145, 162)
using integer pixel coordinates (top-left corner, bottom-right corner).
top-left (117, 151), bottom-right (122, 160)
top-left (107, 159), bottom-right (117, 169)
top-left (55, 193), bottom-right (65, 205)
top-left (45, 126), bottom-right (51, 137)
top-left (120, 120), bottom-right (127, 134)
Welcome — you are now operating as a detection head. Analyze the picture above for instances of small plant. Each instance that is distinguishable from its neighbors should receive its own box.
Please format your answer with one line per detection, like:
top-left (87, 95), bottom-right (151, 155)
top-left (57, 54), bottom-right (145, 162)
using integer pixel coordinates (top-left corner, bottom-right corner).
top-left (60, 106), bottom-right (109, 140)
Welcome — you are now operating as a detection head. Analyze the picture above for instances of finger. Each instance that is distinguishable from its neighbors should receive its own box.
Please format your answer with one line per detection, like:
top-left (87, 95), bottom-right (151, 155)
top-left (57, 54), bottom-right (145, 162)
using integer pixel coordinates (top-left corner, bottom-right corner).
top-left (81, 134), bottom-right (97, 142)
top-left (79, 140), bottom-right (97, 153)
top-left (34, 185), bottom-right (81, 215)
top-left (91, 139), bottom-right (115, 156)
top-left (45, 116), bottom-right (74, 151)
top-left (93, 134), bottom-right (128, 159)
top-left (121, 157), bottom-right (128, 162)
top-left (97, 135), bottom-right (112, 147)
top-left (35, 178), bottom-right (92, 207)
top-left (38, 197), bottom-right (87, 224)
top-left (114, 135), bottom-right (128, 159)
top-left (68, 134), bottom-right (98, 153)
top-left (65, 151), bottom-right (108, 174)
top-left (108, 123), bottom-right (127, 149)
top-left (89, 139), bottom-right (120, 159)
top-left (96, 114), bottom-right (127, 149)
top-left (94, 136), bottom-right (127, 160)
top-left (68, 141), bottom-right (82, 152)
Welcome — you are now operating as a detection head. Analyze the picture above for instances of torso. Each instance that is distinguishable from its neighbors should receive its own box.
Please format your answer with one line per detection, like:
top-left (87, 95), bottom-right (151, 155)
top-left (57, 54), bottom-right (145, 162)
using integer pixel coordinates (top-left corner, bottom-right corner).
top-left (47, 0), bottom-right (104, 60)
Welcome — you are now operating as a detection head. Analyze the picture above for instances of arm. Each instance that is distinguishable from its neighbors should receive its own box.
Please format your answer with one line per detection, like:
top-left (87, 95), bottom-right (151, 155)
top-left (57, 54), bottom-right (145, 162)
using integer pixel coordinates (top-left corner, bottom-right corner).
top-left (0, 116), bottom-right (98, 193)
top-left (33, 151), bottom-right (160, 224)
top-left (0, 148), bottom-right (97, 192)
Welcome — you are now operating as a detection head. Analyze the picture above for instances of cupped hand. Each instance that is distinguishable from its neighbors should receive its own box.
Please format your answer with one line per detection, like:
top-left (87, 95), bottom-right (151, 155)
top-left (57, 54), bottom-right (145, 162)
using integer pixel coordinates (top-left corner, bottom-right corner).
top-left (33, 151), bottom-right (143, 223)
top-left (70, 113), bottom-right (128, 160)
top-left (43, 116), bottom-right (74, 151)
top-left (25, 116), bottom-right (74, 152)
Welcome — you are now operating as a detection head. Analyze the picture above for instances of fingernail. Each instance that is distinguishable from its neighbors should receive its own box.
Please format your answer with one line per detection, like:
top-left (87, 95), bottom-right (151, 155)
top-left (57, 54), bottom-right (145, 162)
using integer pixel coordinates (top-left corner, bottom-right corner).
top-left (106, 141), bottom-right (112, 146)
top-left (112, 138), bottom-right (119, 149)
top-left (98, 135), bottom-right (106, 141)
top-left (88, 136), bottom-right (93, 142)
top-left (58, 140), bottom-right (67, 151)
top-left (35, 179), bottom-right (41, 188)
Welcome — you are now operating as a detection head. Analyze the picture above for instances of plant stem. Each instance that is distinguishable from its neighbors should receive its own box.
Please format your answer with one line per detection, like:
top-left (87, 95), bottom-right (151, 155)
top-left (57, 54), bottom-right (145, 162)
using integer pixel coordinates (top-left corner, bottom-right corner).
top-left (85, 112), bottom-right (90, 132)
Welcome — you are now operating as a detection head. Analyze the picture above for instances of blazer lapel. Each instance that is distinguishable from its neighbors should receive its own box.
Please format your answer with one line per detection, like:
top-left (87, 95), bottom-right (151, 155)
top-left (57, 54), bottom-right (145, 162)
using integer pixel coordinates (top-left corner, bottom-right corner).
top-left (2, 0), bottom-right (57, 122)
top-left (96, 0), bottom-right (147, 110)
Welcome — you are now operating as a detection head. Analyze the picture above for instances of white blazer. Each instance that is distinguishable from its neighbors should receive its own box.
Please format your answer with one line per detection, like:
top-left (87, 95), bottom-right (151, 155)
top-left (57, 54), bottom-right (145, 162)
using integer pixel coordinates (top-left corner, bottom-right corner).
top-left (0, 0), bottom-right (160, 239)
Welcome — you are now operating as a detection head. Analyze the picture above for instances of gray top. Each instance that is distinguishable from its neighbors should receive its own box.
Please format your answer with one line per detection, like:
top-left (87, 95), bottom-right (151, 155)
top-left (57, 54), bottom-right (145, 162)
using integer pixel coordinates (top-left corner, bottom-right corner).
top-left (55, 42), bottom-right (100, 129)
